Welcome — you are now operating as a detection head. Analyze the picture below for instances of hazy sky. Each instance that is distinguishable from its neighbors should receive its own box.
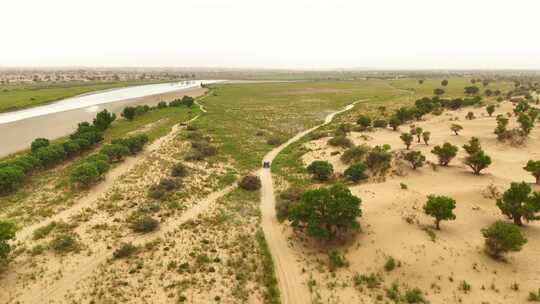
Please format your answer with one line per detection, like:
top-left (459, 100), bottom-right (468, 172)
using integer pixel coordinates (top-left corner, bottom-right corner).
top-left (2, 0), bottom-right (540, 69)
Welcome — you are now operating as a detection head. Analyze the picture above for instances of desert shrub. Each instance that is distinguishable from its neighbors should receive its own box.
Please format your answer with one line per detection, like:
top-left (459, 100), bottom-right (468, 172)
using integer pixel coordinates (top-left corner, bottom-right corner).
top-left (404, 288), bottom-right (428, 303)
top-left (328, 136), bottom-right (352, 148)
top-left (373, 119), bottom-right (388, 128)
top-left (50, 233), bottom-right (79, 253)
top-left (157, 101), bottom-right (168, 109)
top-left (365, 145), bottom-right (392, 173)
top-left (384, 256), bottom-right (397, 271)
top-left (148, 185), bottom-right (167, 200)
top-left (403, 151), bottom-right (426, 170)
top-left (113, 243), bottom-right (138, 259)
top-left (496, 182), bottom-right (540, 226)
top-left (340, 145), bottom-right (370, 164)
top-left (70, 163), bottom-right (100, 187)
top-left (171, 162), bottom-right (189, 177)
top-left (450, 123), bottom-right (463, 135)
top-left (31, 138), bottom-right (50, 153)
top-left (309, 131), bottom-right (326, 140)
top-left (466, 111), bottom-right (475, 120)
top-left (411, 127), bottom-right (423, 143)
top-left (328, 250), bottom-right (348, 270)
top-left (307, 161), bottom-right (334, 181)
top-left (524, 160), bottom-right (540, 185)
top-left (482, 220), bottom-right (527, 259)
top-left (529, 289), bottom-right (540, 301)
top-left (267, 137), bottom-right (283, 146)
top-left (400, 133), bottom-right (413, 149)
top-left (431, 143), bottom-right (458, 166)
top-left (353, 273), bottom-right (382, 289)
top-left (518, 113), bottom-right (533, 136)
top-left (159, 178), bottom-right (178, 191)
top-left (238, 175), bottom-right (261, 191)
top-left (0, 221), bottom-right (16, 261)
top-left (289, 184), bottom-right (361, 241)
top-left (130, 216), bottom-right (159, 233)
top-left (344, 162), bottom-right (368, 182)
top-left (423, 195), bottom-right (456, 229)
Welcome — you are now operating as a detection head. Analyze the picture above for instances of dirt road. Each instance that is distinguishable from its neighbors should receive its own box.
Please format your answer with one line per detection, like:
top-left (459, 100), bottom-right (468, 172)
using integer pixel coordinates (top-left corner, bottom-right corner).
top-left (259, 101), bottom-right (359, 304)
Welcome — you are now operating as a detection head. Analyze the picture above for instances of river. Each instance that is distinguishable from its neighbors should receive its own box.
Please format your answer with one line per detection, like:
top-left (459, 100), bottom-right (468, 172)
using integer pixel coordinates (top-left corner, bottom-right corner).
top-left (0, 80), bottom-right (222, 157)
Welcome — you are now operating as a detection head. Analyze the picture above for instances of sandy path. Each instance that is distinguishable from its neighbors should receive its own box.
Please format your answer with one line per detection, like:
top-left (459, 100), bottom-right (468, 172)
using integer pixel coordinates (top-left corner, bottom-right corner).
top-left (259, 101), bottom-right (360, 304)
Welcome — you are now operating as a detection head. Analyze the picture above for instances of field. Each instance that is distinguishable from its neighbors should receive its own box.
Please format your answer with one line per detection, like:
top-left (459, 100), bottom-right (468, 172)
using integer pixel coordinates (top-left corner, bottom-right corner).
top-left (0, 80), bottom-right (164, 113)
top-left (0, 76), bottom-right (538, 304)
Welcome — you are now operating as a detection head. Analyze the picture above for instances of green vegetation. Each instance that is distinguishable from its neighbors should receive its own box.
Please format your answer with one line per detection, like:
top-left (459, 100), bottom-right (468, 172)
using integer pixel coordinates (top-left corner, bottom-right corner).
top-left (0, 80), bottom-right (162, 113)
top-left (423, 195), bottom-right (457, 230)
top-left (403, 151), bottom-right (426, 170)
top-left (307, 160), bottom-right (334, 181)
top-left (344, 162), bottom-right (368, 182)
top-left (482, 221), bottom-right (527, 259)
top-left (400, 133), bottom-right (414, 149)
top-left (524, 160), bottom-right (540, 185)
top-left (463, 137), bottom-right (491, 175)
top-left (238, 175), bottom-right (262, 191)
top-left (289, 184), bottom-right (361, 241)
top-left (431, 142), bottom-right (458, 166)
top-left (0, 221), bottom-right (16, 266)
top-left (496, 182), bottom-right (540, 226)
top-left (255, 230), bottom-right (281, 304)
top-left (450, 124), bottom-right (463, 135)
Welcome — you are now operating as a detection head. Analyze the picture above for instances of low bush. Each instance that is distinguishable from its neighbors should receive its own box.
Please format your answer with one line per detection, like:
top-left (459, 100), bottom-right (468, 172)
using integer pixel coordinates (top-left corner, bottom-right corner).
top-left (238, 175), bottom-right (261, 191)
top-left (113, 243), bottom-right (138, 259)
top-left (328, 136), bottom-right (353, 148)
top-left (130, 216), bottom-right (159, 233)
top-left (50, 233), bottom-right (79, 254)
top-left (344, 162), bottom-right (368, 182)
top-left (171, 162), bottom-right (189, 177)
top-left (307, 160), bottom-right (334, 181)
top-left (340, 145), bottom-right (370, 164)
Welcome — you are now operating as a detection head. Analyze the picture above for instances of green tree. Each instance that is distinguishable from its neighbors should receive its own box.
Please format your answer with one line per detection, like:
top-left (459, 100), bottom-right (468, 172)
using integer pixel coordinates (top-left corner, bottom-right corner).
top-left (100, 144), bottom-right (130, 162)
top-left (495, 115), bottom-right (509, 140)
top-left (70, 162), bottom-right (100, 187)
top-left (0, 221), bottom-right (16, 261)
top-left (423, 195), bottom-right (456, 229)
top-left (486, 105), bottom-right (495, 117)
top-left (413, 127), bottom-right (423, 143)
top-left (496, 182), bottom-right (540, 226)
top-left (307, 161), bottom-right (334, 181)
top-left (422, 131), bottom-right (431, 145)
top-left (524, 160), bottom-right (540, 185)
top-left (463, 137), bottom-right (491, 175)
top-left (441, 79), bottom-right (448, 87)
top-left (450, 124), bottom-right (463, 135)
top-left (466, 111), bottom-right (475, 120)
top-left (356, 115), bottom-right (372, 130)
top-left (400, 133), bottom-right (414, 149)
top-left (465, 86), bottom-right (479, 95)
top-left (93, 109), bottom-right (116, 131)
top-left (0, 166), bottom-right (25, 194)
top-left (31, 138), bottom-right (49, 153)
top-left (433, 88), bottom-right (445, 96)
top-left (289, 184), bottom-right (362, 241)
top-left (181, 96), bottom-right (195, 107)
top-left (344, 162), bottom-right (368, 182)
top-left (389, 116), bottom-right (401, 131)
top-left (518, 113), bottom-right (533, 136)
top-left (121, 106), bottom-right (136, 121)
top-left (431, 143), bottom-right (458, 166)
top-left (482, 221), bottom-right (527, 259)
top-left (404, 151), bottom-right (426, 170)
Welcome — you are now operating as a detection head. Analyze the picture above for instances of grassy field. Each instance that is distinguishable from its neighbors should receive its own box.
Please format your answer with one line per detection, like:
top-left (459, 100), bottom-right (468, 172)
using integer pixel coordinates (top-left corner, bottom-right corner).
top-left (193, 80), bottom-right (409, 171)
top-left (0, 80), bottom-right (164, 113)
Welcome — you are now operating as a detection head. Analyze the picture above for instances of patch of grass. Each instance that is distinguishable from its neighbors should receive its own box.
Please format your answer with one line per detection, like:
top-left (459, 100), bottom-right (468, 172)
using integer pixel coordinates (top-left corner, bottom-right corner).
top-left (353, 272), bottom-right (383, 289)
top-left (113, 243), bottom-right (138, 259)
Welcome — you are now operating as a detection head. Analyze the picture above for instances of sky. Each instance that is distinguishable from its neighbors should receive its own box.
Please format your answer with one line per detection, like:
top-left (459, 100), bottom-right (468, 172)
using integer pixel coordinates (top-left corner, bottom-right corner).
top-left (2, 0), bottom-right (540, 70)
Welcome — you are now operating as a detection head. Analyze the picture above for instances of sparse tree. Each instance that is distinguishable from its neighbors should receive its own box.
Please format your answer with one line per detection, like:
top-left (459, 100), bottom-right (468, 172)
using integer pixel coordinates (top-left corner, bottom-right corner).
top-left (422, 131), bottom-right (431, 145)
top-left (466, 111), bottom-right (475, 120)
top-left (404, 151), bottom-right (426, 170)
top-left (423, 195), bottom-right (456, 229)
top-left (93, 109), bottom-right (116, 131)
top-left (400, 133), bottom-right (414, 149)
top-left (441, 79), bottom-right (448, 87)
top-left (496, 182), bottom-right (540, 226)
top-left (451, 124), bottom-right (463, 135)
top-left (289, 184), bottom-right (362, 241)
top-left (486, 104), bottom-right (495, 117)
top-left (463, 137), bottom-right (491, 175)
top-left (389, 116), bottom-right (401, 131)
top-left (307, 161), bottom-right (334, 181)
top-left (482, 221), bottom-right (527, 259)
top-left (414, 127), bottom-right (423, 143)
top-left (464, 86), bottom-right (479, 95)
top-left (431, 143), bottom-right (458, 166)
top-left (356, 115), bottom-right (372, 131)
top-left (524, 160), bottom-right (540, 185)
top-left (518, 113), bottom-right (533, 136)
